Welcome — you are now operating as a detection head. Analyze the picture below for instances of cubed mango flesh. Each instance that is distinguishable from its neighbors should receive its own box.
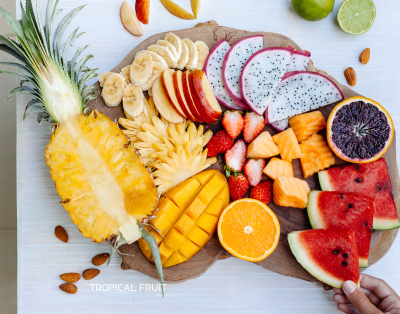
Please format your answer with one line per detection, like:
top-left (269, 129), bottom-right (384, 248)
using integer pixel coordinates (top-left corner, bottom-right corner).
top-left (185, 198), bottom-right (207, 220)
top-left (196, 212), bottom-right (219, 235)
top-left (157, 197), bottom-right (182, 225)
top-left (158, 241), bottom-right (174, 264)
top-left (196, 185), bottom-right (218, 206)
top-left (150, 213), bottom-right (173, 236)
top-left (163, 251), bottom-right (188, 267)
top-left (194, 170), bottom-right (215, 186)
top-left (164, 228), bottom-right (186, 251)
top-left (179, 239), bottom-right (201, 259)
top-left (174, 213), bottom-right (195, 235)
top-left (187, 225), bottom-right (211, 247)
top-left (205, 198), bottom-right (225, 217)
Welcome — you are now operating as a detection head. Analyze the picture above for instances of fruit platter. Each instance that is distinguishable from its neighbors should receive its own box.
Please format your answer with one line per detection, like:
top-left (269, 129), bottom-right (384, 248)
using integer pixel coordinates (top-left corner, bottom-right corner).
top-left (86, 23), bottom-right (400, 285)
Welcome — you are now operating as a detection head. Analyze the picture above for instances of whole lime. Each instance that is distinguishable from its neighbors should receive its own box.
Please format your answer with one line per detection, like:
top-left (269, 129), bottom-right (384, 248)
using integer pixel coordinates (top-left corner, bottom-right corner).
top-left (292, 0), bottom-right (335, 21)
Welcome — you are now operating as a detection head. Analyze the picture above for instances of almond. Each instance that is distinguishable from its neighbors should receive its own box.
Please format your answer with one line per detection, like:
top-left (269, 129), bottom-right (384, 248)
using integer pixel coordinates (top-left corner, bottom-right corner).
top-left (92, 253), bottom-right (110, 266)
top-left (60, 283), bottom-right (77, 294)
top-left (121, 262), bottom-right (130, 271)
top-left (344, 67), bottom-right (357, 86)
top-left (82, 268), bottom-right (100, 280)
top-left (360, 48), bottom-right (370, 64)
top-left (55, 225), bottom-right (68, 243)
top-left (60, 272), bottom-right (81, 283)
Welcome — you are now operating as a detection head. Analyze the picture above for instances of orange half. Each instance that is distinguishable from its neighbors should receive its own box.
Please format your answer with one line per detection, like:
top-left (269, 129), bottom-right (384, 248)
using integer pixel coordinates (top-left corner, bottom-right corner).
top-left (217, 199), bottom-right (280, 262)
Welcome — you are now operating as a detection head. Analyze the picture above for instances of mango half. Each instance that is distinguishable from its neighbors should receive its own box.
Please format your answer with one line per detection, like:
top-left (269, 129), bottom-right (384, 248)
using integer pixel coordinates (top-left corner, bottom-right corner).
top-left (139, 169), bottom-right (229, 267)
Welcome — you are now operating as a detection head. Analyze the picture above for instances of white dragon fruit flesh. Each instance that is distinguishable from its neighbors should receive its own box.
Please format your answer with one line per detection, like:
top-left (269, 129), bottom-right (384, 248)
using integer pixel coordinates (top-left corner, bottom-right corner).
top-left (240, 47), bottom-right (294, 116)
top-left (287, 50), bottom-right (311, 72)
top-left (204, 39), bottom-right (242, 110)
top-left (266, 71), bottom-right (344, 123)
top-left (270, 119), bottom-right (289, 132)
top-left (222, 35), bottom-right (263, 109)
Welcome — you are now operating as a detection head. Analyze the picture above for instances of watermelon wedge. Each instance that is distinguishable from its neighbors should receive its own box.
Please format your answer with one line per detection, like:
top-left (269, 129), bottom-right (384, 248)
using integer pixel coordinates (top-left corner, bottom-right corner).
top-left (288, 229), bottom-right (360, 288)
top-left (307, 191), bottom-right (374, 268)
top-left (318, 159), bottom-right (400, 230)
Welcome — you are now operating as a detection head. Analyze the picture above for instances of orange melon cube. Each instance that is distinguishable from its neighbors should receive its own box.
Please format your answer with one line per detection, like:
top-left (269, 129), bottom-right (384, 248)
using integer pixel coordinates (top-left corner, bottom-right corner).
top-left (272, 128), bottom-right (302, 161)
top-left (163, 251), bottom-right (188, 267)
top-left (247, 131), bottom-right (279, 159)
top-left (289, 111), bottom-right (326, 143)
top-left (196, 212), bottom-right (219, 235)
top-left (299, 134), bottom-right (336, 178)
top-left (263, 158), bottom-right (294, 180)
top-left (187, 225), bottom-right (211, 247)
top-left (273, 177), bottom-right (310, 209)
top-left (164, 228), bottom-right (186, 251)
top-left (185, 197), bottom-right (207, 220)
top-left (179, 239), bottom-right (201, 259)
top-left (174, 213), bottom-right (195, 235)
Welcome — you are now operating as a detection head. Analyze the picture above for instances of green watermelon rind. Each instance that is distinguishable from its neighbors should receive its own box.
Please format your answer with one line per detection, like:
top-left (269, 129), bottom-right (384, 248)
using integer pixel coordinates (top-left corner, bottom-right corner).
top-left (288, 231), bottom-right (346, 288)
top-left (318, 170), bottom-right (333, 191)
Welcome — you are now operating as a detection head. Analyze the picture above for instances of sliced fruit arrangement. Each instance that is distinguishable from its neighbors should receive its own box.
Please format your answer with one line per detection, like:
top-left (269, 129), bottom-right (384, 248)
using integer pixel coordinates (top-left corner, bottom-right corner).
top-left (218, 199), bottom-right (280, 262)
top-left (319, 159), bottom-right (400, 230)
top-left (308, 191), bottom-right (374, 267)
top-left (273, 177), bottom-right (310, 209)
top-left (327, 96), bottom-right (394, 163)
top-left (138, 170), bottom-right (229, 267)
top-left (288, 229), bottom-right (360, 288)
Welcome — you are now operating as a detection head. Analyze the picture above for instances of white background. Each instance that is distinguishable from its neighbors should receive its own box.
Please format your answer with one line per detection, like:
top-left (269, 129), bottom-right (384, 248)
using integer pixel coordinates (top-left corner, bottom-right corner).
top-left (17, 0), bottom-right (400, 313)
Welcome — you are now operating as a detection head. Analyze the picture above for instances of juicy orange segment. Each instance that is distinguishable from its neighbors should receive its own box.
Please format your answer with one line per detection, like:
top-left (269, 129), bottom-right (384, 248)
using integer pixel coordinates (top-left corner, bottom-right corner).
top-left (217, 199), bottom-right (280, 262)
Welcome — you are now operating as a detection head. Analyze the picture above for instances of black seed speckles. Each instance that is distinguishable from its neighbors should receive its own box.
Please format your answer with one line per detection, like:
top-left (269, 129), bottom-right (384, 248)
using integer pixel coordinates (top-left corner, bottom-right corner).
top-left (376, 185), bottom-right (382, 191)
top-left (348, 203), bottom-right (353, 209)
top-left (342, 253), bottom-right (348, 258)
top-left (342, 261), bottom-right (348, 266)
top-left (355, 178), bottom-right (362, 183)
top-left (364, 222), bottom-right (368, 226)
top-left (340, 194), bottom-right (345, 199)
top-left (333, 250), bottom-right (339, 255)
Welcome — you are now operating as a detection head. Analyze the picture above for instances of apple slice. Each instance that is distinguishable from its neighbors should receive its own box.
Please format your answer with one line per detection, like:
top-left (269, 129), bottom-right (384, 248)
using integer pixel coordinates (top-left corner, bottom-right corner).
top-left (135, 0), bottom-right (150, 24)
top-left (120, 1), bottom-right (143, 36)
top-left (190, 70), bottom-right (221, 124)
top-left (152, 77), bottom-right (183, 123)
top-left (173, 70), bottom-right (196, 121)
top-left (181, 71), bottom-right (204, 123)
top-left (160, 69), bottom-right (187, 119)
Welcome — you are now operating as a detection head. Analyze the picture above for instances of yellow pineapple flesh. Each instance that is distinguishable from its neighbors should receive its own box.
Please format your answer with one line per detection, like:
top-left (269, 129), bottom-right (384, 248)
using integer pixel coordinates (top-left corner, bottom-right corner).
top-left (272, 128), bottom-right (302, 161)
top-left (289, 111), bottom-right (326, 142)
top-left (45, 110), bottom-right (158, 243)
top-left (299, 134), bottom-right (336, 178)
top-left (273, 177), bottom-right (310, 209)
top-left (263, 158), bottom-right (294, 180)
top-left (247, 131), bottom-right (279, 159)
top-left (138, 170), bottom-right (229, 267)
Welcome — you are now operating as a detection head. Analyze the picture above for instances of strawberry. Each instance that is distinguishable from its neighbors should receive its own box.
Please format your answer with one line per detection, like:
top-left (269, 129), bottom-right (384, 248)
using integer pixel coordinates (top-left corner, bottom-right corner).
top-left (250, 180), bottom-right (273, 204)
top-left (244, 159), bottom-right (266, 186)
top-left (243, 111), bottom-right (265, 143)
top-left (222, 110), bottom-right (244, 139)
top-left (224, 139), bottom-right (247, 176)
top-left (206, 130), bottom-right (234, 157)
top-left (228, 174), bottom-right (250, 201)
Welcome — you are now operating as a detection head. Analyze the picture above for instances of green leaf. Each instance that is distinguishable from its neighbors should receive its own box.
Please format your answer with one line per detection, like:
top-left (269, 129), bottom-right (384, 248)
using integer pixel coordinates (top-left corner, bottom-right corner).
top-left (61, 27), bottom-right (79, 70)
top-left (78, 69), bottom-right (98, 87)
top-left (8, 85), bottom-right (37, 99)
top-left (24, 104), bottom-right (43, 120)
top-left (37, 111), bottom-right (51, 124)
top-left (45, 0), bottom-right (59, 49)
top-left (70, 47), bottom-right (89, 78)
top-left (0, 70), bottom-right (37, 86)
top-left (0, 8), bottom-right (26, 44)
top-left (139, 224), bottom-right (165, 297)
top-left (0, 35), bottom-right (26, 60)
top-left (0, 42), bottom-right (27, 64)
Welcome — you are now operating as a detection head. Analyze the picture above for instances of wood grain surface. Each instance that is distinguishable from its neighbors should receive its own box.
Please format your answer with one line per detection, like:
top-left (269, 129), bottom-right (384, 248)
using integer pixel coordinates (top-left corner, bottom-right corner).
top-left (87, 24), bottom-right (400, 284)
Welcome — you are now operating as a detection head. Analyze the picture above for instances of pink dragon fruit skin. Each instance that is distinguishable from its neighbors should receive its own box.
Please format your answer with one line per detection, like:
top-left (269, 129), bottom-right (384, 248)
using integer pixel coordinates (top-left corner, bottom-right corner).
top-left (204, 39), bottom-right (242, 110)
top-left (240, 47), bottom-right (294, 116)
top-left (266, 71), bottom-right (344, 124)
top-left (270, 119), bottom-right (289, 132)
top-left (287, 50), bottom-right (311, 72)
top-left (222, 35), bottom-right (264, 110)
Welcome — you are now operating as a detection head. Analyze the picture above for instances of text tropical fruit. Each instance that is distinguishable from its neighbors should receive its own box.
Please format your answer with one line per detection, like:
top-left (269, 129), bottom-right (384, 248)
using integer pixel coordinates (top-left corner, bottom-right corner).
top-left (273, 177), bottom-right (310, 209)
top-left (272, 128), bottom-right (301, 161)
top-left (289, 111), bottom-right (326, 143)
top-left (218, 199), bottom-right (280, 262)
top-left (138, 170), bottom-right (229, 267)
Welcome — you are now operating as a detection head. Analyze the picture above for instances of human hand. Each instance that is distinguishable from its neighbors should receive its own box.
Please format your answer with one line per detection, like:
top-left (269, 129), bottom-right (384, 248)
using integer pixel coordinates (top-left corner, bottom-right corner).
top-left (333, 274), bottom-right (400, 314)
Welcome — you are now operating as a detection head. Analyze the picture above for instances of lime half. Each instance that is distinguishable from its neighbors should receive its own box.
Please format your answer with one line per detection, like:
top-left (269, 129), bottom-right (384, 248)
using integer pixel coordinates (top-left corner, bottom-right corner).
top-left (337, 0), bottom-right (376, 35)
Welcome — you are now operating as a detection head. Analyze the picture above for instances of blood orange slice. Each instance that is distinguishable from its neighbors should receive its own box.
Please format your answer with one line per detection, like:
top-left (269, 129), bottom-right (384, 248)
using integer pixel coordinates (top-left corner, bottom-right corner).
top-left (327, 96), bottom-right (394, 163)
top-left (217, 199), bottom-right (280, 262)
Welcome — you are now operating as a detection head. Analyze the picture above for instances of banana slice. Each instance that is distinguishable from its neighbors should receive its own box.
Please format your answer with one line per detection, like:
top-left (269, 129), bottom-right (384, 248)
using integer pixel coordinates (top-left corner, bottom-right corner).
top-left (195, 41), bottom-right (209, 70)
top-left (123, 84), bottom-right (144, 118)
top-left (182, 38), bottom-right (198, 71)
top-left (101, 73), bottom-right (125, 107)
top-left (148, 88), bottom-right (152, 97)
top-left (130, 52), bottom-right (153, 86)
top-left (164, 33), bottom-right (182, 61)
top-left (120, 65), bottom-right (131, 85)
top-left (140, 61), bottom-right (165, 91)
top-left (156, 40), bottom-right (178, 62)
top-left (177, 39), bottom-right (189, 70)
top-left (147, 45), bottom-right (177, 68)
top-left (99, 71), bottom-right (113, 87)
top-left (135, 50), bottom-right (168, 70)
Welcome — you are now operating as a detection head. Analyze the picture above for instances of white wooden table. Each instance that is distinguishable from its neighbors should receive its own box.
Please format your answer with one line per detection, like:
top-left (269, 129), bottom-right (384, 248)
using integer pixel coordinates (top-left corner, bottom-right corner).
top-left (16, 1), bottom-right (400, 313)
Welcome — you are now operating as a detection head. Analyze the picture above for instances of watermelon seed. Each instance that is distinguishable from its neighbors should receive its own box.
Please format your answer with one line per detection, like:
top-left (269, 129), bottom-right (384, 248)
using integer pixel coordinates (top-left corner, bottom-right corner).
top-left (371, 229), bottom-right (375, 233)
top-left (364, 222), bottom-right (368, 226)
top-left (354, 165), bottom-right (360, 170)
top-left (376, 185), bottom-right (382, 191)
top-left (333, 250), bottom-right (339, 255)
top-left (342, 261), bottom-right (348, 266)
top-left (340, 194), bottom-right (344, 199)
top-left (342, 253), bottom-right (348, 258)
top-left (355, 178), bottom-right (362, 183)
top-left (348, 203), bottom-right (353, 208)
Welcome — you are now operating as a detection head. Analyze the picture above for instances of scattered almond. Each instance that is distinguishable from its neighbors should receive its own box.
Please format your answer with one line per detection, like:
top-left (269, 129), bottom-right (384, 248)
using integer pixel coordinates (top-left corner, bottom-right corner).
top-left (344, 67), bottom-right (357, 86)
top-left (82, 268), bottom-right (100, 280)
top-left (60, 272), bottom-right (81, 283)
top-left (55, 225), bottom-right (68, 243)
top-left (121, 262), bottom-right (130, 271)
top-left (59, 283), bottom-right (77, 294)
top-left (92, 253), bottom-right (110, 266)
top-left (360, 48), bottom-right (370, 64)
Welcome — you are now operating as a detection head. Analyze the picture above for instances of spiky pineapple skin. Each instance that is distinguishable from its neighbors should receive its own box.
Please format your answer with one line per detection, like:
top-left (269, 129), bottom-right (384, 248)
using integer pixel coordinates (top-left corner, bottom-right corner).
top-left (45, 110), bottom-right (158, 243)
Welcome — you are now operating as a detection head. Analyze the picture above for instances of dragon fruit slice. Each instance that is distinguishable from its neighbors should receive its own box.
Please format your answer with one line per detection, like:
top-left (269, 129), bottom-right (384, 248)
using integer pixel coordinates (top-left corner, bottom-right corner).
top-left (287, 50), bottom-right (311, 72)
top-left (204, 39), bottom-right (242, 110)
top-left (270, 119), bottom-right (289, 132)
top-left (266, 71), bottom-right (344, 123)
top-left (240, 47), bottom-right (294, 116)
top-left (222, 35), bottom-right (264, 109)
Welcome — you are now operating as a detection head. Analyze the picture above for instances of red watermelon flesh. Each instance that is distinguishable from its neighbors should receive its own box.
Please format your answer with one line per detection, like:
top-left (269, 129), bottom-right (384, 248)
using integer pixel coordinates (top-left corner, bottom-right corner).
top-left (307, 191), bottom-right (374, 267)
top-left (288, 229), bottom-right (360, 288)
top-left (318, 158), bottom-right (400, 230)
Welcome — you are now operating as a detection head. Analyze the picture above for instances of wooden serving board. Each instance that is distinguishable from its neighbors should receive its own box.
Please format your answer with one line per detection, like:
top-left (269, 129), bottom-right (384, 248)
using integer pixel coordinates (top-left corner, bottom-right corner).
top-left (87, 23), bottom-right (400, 285)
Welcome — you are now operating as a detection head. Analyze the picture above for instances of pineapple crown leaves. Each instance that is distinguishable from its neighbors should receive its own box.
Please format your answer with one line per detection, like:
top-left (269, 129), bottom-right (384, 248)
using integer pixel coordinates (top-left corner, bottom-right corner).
top-left (0, 0), bottom-right (98, 124)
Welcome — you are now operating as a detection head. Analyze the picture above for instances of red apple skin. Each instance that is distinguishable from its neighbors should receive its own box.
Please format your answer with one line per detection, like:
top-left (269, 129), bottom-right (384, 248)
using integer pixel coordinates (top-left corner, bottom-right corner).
top-left (191, 70), bottom-right (221, 123)
top-left (173, 71), bottom-right (196, 121)
top-left (160, 70), bottom-right (187, 119)
top-left (181, 71), bottom-right (204, 123)
top-left (188, 72), bottom-right (215, 124)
